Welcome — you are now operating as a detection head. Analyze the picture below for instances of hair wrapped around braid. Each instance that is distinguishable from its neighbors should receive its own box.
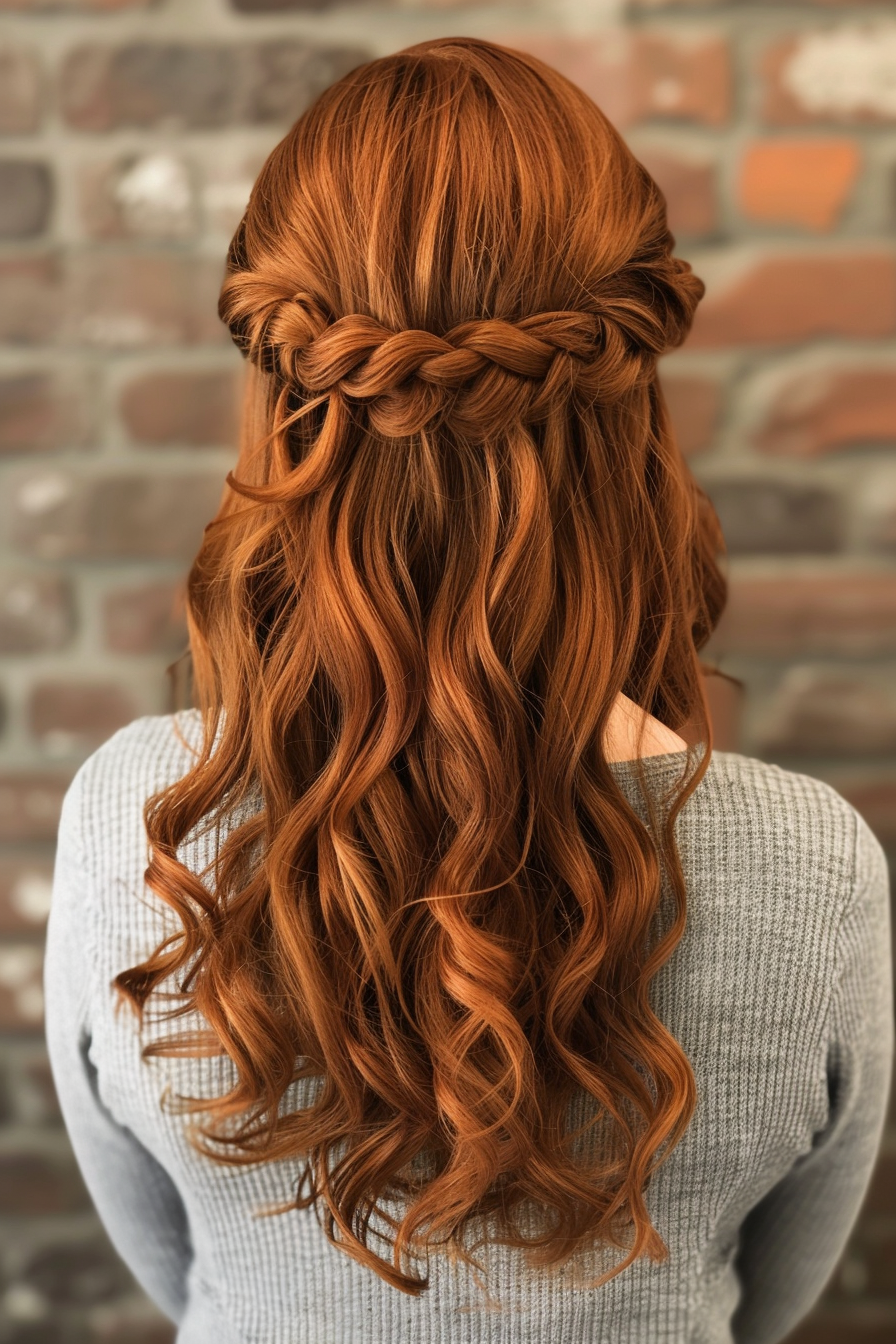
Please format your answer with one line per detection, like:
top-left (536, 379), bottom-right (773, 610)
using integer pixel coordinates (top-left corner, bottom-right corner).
top-left (114, 35), bottom-right (730, 1298)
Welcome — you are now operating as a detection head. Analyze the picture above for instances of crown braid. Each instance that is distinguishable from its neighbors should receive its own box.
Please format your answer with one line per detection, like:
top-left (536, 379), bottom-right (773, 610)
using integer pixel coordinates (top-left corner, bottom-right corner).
top-left (219, 256), bottom-right (696, 441)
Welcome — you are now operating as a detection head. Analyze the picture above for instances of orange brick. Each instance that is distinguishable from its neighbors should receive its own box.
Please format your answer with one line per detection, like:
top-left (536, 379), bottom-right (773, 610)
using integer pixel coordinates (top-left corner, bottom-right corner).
top-left (496, 29), bottom-right (732, 128)
top-left (738, 139), bottom-right (860, 231)
top-left (687, 253), bottom-right (896, 349)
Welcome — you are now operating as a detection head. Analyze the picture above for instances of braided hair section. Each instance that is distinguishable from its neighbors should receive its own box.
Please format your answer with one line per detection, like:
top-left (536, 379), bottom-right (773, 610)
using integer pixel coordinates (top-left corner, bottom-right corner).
top-left (220, 243), bottom-right (702, 443)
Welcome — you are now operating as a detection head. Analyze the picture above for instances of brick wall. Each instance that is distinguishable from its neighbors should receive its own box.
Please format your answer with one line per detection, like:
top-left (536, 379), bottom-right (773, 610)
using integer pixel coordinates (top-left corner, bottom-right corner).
top-left (0, 1), bottom-right (894, 1340)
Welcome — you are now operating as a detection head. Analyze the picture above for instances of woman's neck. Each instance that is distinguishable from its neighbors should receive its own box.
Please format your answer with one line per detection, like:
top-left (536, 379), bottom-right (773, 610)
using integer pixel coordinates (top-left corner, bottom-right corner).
top-left (603, 692), bottom-right (688, 764)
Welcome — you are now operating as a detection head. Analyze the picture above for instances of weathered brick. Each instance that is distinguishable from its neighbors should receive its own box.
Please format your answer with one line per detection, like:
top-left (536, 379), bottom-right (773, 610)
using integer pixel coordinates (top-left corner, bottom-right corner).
top-left (762, 24), bottom-right (896, 127)
top-left (635, 145), bottom-right (718, 238)
top-left (0, 46), bottom-right (41, 134)
top-left (496, 30), bottom-right (732, 129)
top-left (11, 469), bottom-right (224, 560)
top-left (67, 254), bottom-right (228, 349)
top-left (708, 571), bottom-right (896, 655)
top-left (0, 774), bottom-right (70, 842)
top-left (0, 257), bottom-right (63, 345)
top-left (21, 1236), bottom-right (135, 1308)
top-left (660, 373), bottom-right (723, 456)
top-left (0, 370), bottom-right (96, 454)
top-left (11, 1047), bottom-right (63, 1126)
top-left (0, 254), bottom-right (228, 349)
top-left (0, 1149), bottom-right (90, 1215)
top-left (707, 478), bottom-right (843, 554)
top-left (754, 366), bottom-right (896, 458)
top-left (78, 151), bottom-right (197, 241)
top-left (60, 41), bottom-right (371, 131)
top-left (88, 1302), bottom-right (176, 1344)
top-left (0, 572), bottom-right (75, 654)
top-left (102, 579), bottom-right (187, 654)
top-left (0, 941), bottom-right (45, 1030)
top-left (200, 148), bottom-right (266, 237)
top-left (0, 163), bottom-right (53, 240)
top-left (0, 858), bottom-right (53, 933)
top-left (738, 139), bottom-right (861, 231)
top-left (120, 368), bottom-right (240, 446)
top-left (687, 253), bottom-right (896, 348)
top-left (29, 681), bottom-right (152, 754)
top-left (754, 666), bottom-right (896, 757)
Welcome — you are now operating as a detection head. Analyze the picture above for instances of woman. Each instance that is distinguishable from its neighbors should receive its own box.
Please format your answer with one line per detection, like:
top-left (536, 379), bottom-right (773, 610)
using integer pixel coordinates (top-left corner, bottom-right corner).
top-left (44, 36), bottom-right (892, 1344)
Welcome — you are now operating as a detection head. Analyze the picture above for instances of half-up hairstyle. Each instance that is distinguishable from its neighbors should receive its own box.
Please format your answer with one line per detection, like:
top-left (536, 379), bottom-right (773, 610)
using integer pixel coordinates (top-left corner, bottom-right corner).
top-left (114, 35), bottom-right (731, 1296)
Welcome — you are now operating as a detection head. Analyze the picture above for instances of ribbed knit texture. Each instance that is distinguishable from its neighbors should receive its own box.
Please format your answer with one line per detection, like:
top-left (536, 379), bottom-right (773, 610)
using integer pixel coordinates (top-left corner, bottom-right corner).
top-left (44, 711), bottom-right (893, 1344)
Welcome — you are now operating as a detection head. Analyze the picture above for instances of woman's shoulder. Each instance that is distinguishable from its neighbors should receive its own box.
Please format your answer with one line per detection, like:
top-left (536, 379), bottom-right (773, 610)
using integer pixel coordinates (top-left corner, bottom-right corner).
top-left (62, 711), bottom-right (205, 842)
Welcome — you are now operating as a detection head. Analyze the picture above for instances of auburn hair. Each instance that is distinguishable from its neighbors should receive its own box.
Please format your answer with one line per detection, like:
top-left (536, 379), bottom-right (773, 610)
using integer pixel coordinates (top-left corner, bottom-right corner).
top-left (114, 35), bottom-right (731, 1296)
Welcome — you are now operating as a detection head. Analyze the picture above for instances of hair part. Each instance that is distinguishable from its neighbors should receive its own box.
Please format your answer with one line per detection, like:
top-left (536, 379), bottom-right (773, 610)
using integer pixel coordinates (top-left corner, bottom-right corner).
top-left (114, 34), bottom-right (732, 1296)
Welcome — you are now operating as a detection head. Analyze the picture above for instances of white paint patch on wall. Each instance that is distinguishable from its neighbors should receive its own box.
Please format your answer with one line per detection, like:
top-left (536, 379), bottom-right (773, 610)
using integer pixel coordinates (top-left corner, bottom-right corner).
top-left (114, 153), bottom-right (194, 237)
top-left (782, 23), bottom-right (896, 119)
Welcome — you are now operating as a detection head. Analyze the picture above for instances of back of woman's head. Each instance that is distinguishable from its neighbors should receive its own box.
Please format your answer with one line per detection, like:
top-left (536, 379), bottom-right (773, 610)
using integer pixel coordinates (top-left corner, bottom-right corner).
top-left (115, 35), bottom-right (728, 1295)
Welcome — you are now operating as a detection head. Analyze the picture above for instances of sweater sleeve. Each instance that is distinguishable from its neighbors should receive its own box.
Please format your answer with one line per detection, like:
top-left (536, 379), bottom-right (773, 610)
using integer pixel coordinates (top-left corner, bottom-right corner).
top-left (730, 807), bottom-right (894, 1344)
top-left (43, 762), bottom-right (194, 1326)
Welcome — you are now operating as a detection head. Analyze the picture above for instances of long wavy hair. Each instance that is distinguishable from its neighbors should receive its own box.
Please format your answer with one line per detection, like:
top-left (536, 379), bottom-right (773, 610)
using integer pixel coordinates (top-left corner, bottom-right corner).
top-left (114, 35), bottom-right (731, 1296)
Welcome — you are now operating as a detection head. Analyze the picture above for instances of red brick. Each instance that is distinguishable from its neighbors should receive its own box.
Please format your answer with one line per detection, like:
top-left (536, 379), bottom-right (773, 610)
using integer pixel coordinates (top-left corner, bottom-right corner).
top-left (0, 773), bottom-right (71, 843)
top-left (120, 368), bottom-right (240, 446)
top-left (708, 570), bottom-right (896, 656)
top-left (78, 151), bottom-right (197, 241)
top-left (496, 30), bottom-right (732, 129)
top-left (754, 366), bottom-right (896, 458)
top-left (660, 373), bottom-right (723, 456)
top-left (67, 253), bottom-right (228, 349)
top-left (11, 469), bottom-right (224, 560)
top-left (60, 41), bottom-right (371, 131)
top-left (0, 572), bottom-right (74, 654)
top-left (0, 858), bottom-right (54, 934)
top-left (755, 667), bottom-right (896, 757)
top-left (687, 253), bottom-right (896, 349)
top-left (102, 579), bottom-right (187, 654)
top-left (762, 25), bottom-right (896, 126)
top-left (0, 371), bottom-right (96, 454)
top-left (0, 46), bottom-right (40, 134)
top-left (0, 940), bottom-right (44, 1031)
top-left (0, 1149), bottom-right (90, 1215)
top-left (0, 257), bottom-right (63, 345)
top-left (738, 139), bottom-right (861, 231)
top-left (29, 681), bottom-right (152, 754)
top-left (635, 145), bottom-right (718, 238)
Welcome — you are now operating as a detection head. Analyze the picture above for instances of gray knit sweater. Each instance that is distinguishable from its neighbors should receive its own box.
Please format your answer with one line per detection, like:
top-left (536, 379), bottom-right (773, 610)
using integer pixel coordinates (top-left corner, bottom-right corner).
top-left (44, 711), bottom-right (893, 1344)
